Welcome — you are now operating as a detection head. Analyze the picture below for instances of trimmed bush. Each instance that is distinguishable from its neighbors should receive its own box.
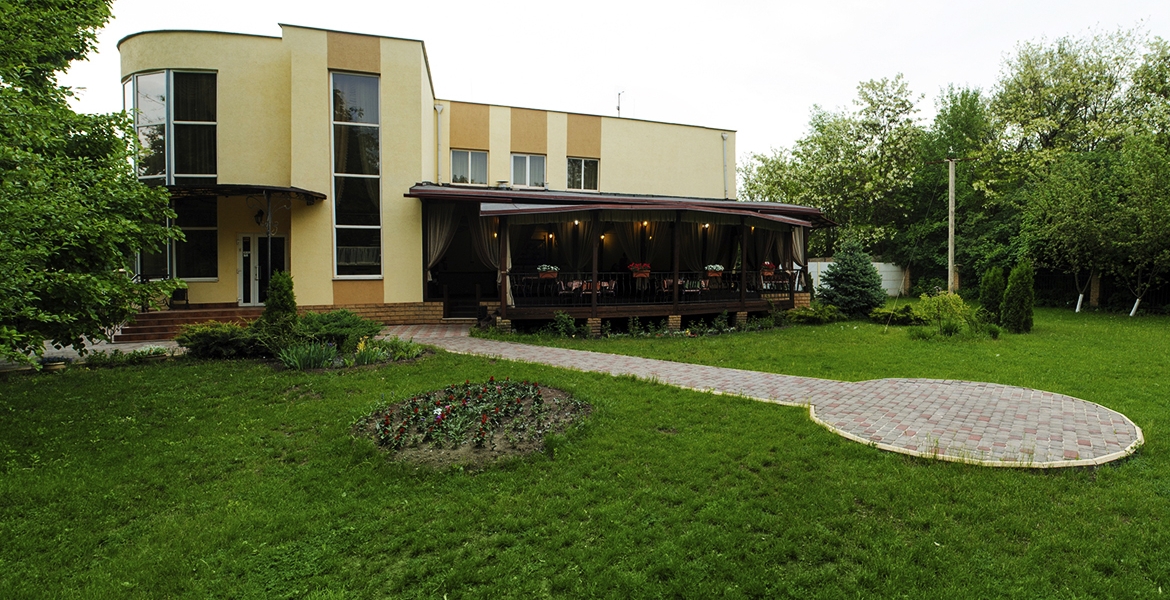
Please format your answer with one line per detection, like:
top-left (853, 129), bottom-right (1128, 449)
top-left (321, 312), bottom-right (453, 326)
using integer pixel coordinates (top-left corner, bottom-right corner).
top-left (786, 302), bottom-right (845, 325)
top-left (817, 239), bottom-right (887, 318)
top-left (175, 322), bottom-right (259, 359)
top-left (1001, 259), bottom-right (1035, 333)
top-left (978, 267), bottom-right (1006, 324)
top-left (297, 310), bottom-right (383, 354)
top-left (869, 304), bottom-right (926, 326)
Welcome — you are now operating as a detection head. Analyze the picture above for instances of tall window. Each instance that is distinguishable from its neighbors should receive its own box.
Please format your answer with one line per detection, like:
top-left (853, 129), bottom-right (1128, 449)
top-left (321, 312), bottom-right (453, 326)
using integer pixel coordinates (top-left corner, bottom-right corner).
top-left (567, 157), bottom-right (599, 190)
top-left (332, 73), bottom-right (381, 276)
top-left (123, 71), bottom-right (218, 278)
top-left (511, 154), bottom-right (545, 187)
top-left (451, 150), bottom-right (488, 184)
top-left (123, 71), bottom-right (217, 186)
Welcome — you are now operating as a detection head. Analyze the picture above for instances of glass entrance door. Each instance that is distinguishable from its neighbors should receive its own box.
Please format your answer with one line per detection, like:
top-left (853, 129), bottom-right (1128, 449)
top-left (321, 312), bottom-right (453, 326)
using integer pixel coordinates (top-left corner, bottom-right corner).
top-left (238, 234), bottom-right (286, 305)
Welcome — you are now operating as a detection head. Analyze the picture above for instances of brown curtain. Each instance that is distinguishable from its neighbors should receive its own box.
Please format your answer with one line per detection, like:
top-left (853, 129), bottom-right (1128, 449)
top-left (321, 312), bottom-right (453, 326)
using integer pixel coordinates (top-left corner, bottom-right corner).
top-left (704, 224), bottom-right (730, 268)
top-left (425, 203), bottom-right (457, 281)
top-left (749, 229), bottom-right (777, 269)
top-left (558, 219), bottom-right (595, 276)
top-left (681, 223), bottom-right (704, 272)
top-left (470, 216), bottom-right (513, 304)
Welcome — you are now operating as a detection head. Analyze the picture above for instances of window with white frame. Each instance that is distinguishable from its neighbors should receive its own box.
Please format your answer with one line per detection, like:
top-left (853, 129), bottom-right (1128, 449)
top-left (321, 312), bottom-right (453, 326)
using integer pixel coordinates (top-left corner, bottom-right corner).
top-left (567, 157), bottom-right (599, 190)
top-left (451, 150), bottom-right (488, 184)
top-left (511, 154), bottom-right (546, 187)
top-left (332, 72), bottom-right (382, 277)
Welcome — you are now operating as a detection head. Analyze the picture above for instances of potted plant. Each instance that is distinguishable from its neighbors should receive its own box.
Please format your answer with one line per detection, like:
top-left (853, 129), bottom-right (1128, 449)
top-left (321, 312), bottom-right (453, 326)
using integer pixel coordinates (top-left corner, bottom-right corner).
top-left (705, 264), bottom-right (724, 278)
top-left (537, 264), bottom-right (560, 279)
top-left (761, 261), bottom-right (776, 277)
top-left (628, 262), bottom-right (651, 278)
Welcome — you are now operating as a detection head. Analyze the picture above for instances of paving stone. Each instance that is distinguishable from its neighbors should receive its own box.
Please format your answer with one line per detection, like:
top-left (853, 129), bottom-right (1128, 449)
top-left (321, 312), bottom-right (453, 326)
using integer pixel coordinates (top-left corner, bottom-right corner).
top-left (385, 324), bottom-right (1144, 469)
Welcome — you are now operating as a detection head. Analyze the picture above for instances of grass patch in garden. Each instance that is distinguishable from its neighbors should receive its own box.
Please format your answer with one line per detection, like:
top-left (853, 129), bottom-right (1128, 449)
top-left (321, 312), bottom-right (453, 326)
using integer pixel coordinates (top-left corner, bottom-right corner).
top-left (2, 307), bottom-right (1169, 597)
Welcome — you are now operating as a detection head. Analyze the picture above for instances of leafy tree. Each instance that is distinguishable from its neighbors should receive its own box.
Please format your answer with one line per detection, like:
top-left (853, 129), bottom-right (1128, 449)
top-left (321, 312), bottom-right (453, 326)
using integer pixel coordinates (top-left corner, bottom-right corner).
top-left (978, 267), bottom-right (1006, 324)
top-left (817, 239), bottom-right (887, 317)
top-left (1108, 135), bottom-right (1170, 314)
top-left (1001, 259), bottom-right (1035, 333)
top-left (0, 0), bottom-right (179, 364)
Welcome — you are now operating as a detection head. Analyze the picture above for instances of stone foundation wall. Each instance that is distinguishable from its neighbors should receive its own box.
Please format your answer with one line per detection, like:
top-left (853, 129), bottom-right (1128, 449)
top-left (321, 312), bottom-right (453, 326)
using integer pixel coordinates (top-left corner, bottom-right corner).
top-left (298, 302), bottom-right (445, 325)
top-left (793, 292), bottom-right (812, 308)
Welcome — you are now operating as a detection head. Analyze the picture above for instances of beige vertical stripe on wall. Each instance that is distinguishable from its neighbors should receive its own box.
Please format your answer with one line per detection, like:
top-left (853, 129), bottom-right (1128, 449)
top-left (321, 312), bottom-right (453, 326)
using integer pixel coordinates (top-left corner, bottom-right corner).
top-left (449, 102), bottom-right (490, 150)
top-left (566, 113), bottom-right (602, 158)
top-left (510, 108), bottom-right (547, 154)
top-left (327, 32), bottom-right (380, 73)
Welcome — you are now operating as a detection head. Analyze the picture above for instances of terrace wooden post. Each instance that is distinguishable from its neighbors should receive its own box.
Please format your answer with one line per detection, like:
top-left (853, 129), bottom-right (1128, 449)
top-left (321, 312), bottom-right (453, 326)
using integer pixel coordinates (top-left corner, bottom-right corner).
top-left (591, 219), bottom-right (599, 318)
top-left (672, 212), bottom-right (681, 311)
top-left (499, 216), bottom-right (508, 320)
top-left (740, 222), bottom-right (747, 308)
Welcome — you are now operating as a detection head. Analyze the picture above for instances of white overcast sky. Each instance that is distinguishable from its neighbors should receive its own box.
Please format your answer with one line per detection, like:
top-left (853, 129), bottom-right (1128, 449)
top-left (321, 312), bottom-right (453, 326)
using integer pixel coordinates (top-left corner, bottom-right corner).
top-left (62, 0), bottom-right (1170, 162)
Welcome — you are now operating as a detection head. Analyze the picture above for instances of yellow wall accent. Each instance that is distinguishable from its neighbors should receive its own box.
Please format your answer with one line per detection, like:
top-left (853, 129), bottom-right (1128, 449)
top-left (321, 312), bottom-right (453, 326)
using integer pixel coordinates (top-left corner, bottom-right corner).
top-left (510, 108), bottom-right (547, 155)
top-left (566, 113), bottom-right (602, 159)
top-left (120, 31), bottom-right (291, 188)
top-left (333, 280), bottom-right (384, 304)
top-left (546, 112), bottom-right (568, 189)
top-left (449, 102), bottom-right (489, 150)
top-left (327, 31), bottom-right (380, 73)
top-left (284, 26), bottom-right (334, 305)
top-left (600, 118), bottom-right (734, 198)
top-left (488, 106), bottom-right (510, 185)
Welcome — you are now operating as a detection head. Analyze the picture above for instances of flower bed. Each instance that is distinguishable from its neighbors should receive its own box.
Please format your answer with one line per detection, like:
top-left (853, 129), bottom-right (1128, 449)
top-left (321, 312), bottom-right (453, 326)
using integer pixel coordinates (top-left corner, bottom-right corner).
top-left (356, 377), bottom-right (590, 468)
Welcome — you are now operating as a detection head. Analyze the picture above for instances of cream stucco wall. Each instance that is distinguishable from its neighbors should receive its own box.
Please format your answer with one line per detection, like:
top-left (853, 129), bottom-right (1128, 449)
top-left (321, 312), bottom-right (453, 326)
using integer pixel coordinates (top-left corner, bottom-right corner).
top-left (488, 106), bottom-right (511, 186)
top-left (546, 112), bottom-right (568, 190)
top-left (600, 118), bottom-right (735, 199)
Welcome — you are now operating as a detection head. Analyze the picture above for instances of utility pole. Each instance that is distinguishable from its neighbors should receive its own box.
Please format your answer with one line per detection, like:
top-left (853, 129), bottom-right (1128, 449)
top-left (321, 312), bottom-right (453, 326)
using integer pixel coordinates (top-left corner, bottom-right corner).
top-left (617, 91), bottom-right (624, 118)
top-left (948, 158), bottom-right (956, 293)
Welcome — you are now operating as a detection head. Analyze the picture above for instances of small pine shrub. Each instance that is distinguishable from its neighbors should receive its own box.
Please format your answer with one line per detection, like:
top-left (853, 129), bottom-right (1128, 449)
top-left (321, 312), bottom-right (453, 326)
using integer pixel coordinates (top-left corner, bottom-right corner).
top-left (869, 304), bottom-right (926, 326)
top-left (786, 302), bottom-right (845, 325)
top-left (252, 271), bottom-right (299, 355)
top-left (175, 321), bottom-right (259, 359)
top-left (817, 239), bottom-right (887, 318)
top-left (1001, 259), bottom-right (1035, 333)
top-left (297, 310), bottom-right (383, 353)
top-left (979, 267), bottom-right (1006, 325)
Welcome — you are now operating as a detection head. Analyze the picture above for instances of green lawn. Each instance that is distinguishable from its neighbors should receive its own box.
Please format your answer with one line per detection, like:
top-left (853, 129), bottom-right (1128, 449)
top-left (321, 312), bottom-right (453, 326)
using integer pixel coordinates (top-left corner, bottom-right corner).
top-left (2, 308), bottom-right (1168, 597)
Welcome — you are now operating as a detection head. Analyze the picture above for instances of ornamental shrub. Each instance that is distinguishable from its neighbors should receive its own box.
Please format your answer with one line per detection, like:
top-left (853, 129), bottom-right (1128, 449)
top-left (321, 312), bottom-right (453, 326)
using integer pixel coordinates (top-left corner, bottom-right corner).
top-left (1001, 259), bottom-right (1035, 333)
top-left (978, 267), bottom-right (1006, 325)
top-left (786, 302), bottom-right (845, 325)
top-left (869, 304), bottom-right (926, 326)
top-left (817, 239), bottom-right (887, 318)
top-left (297, 310), bottom-right (384, 353)
top-left (252, 270), bottom-right (299, 354)
top-left (175, 321), bottom-right (260, 359)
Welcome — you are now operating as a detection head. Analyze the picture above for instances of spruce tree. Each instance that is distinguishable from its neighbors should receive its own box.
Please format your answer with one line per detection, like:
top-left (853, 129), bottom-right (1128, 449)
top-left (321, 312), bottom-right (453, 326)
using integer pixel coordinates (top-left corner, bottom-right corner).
top-left (1000, 259), bottom-right (1035, 333)
top-left (978, 266), bottom-right (1006, 324)
top-left (254, 270), bottom-right (299, 352)
top-left (818, 239), bottom-right (887, 317)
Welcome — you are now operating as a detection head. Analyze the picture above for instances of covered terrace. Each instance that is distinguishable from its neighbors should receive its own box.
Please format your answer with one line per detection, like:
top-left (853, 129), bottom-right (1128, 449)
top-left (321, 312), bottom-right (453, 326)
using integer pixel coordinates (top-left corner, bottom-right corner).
top-left (407, 184), bottom-right (833, 323)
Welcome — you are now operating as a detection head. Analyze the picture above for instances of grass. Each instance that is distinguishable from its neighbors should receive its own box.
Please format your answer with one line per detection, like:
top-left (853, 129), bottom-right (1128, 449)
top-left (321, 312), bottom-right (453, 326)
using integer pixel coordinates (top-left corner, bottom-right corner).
top-left (1, 308), bottom-right (1169, 597)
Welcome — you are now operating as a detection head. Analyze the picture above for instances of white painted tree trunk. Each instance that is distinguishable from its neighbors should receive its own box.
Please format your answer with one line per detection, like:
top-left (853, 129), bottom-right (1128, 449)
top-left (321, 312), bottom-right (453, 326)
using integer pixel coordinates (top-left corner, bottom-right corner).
top-left (1130, 297), bottom-right (1142, 317)
top-left (1075, 293), bottom-right (1084, 313)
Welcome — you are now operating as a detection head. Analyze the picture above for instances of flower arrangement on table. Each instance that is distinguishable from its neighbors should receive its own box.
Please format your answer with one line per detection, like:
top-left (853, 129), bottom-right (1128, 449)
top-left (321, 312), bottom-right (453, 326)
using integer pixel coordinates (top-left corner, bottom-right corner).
top-left (761, 261), bottom-right (776, 276)
top-left (628, 262), bottom-right (652, 277)
top-left (705, 264), bottom-right (724, 277)
top-left (537, 264), bottom-right (560, 278)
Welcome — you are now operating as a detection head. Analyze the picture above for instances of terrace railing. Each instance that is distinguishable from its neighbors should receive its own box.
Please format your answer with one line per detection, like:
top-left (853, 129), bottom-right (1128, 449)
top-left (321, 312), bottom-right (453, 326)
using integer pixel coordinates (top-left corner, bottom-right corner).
top-left (508, 270), bottom-right (795, 308)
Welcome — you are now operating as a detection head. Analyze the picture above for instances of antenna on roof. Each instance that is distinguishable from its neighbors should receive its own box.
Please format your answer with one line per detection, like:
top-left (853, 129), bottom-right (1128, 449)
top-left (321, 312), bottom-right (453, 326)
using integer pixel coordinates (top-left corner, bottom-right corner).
top-left (617, 91), bottom-right (624, 118)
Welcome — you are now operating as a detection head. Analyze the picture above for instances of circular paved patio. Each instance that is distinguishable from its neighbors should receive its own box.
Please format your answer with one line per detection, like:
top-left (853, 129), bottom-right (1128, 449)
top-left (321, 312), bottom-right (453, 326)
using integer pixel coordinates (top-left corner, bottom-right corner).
top-left (383, 325), bottom-right (1143, 468)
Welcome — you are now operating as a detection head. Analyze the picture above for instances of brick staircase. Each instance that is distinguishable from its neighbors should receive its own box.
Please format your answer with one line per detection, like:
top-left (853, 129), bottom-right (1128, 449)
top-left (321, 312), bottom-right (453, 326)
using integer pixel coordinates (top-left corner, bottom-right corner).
top-left (114, 304), bottom-right (264, 342)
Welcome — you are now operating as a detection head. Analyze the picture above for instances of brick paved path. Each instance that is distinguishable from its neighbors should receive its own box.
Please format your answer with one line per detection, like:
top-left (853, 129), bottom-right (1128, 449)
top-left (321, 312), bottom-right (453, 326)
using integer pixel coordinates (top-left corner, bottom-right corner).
top-left (385, 325), bottom-right (1143, 468)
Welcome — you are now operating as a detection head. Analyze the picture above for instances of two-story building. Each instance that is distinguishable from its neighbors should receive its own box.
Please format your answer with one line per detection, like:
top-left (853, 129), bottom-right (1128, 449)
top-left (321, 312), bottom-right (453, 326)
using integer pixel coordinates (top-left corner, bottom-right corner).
top-left (117, 24), bottom-right (826, 338)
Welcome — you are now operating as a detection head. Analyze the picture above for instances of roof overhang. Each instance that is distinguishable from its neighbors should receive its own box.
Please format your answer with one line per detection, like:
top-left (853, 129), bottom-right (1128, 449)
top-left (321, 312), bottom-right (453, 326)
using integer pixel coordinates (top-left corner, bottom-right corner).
top-left (166, 184), bottom-right (327, 204)
top-left (406, 183), bottom-right (834, 229)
